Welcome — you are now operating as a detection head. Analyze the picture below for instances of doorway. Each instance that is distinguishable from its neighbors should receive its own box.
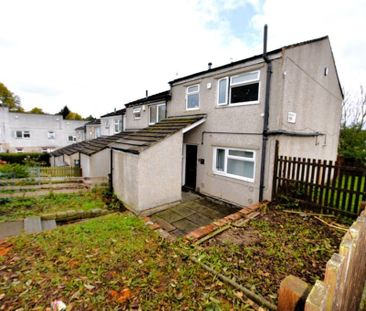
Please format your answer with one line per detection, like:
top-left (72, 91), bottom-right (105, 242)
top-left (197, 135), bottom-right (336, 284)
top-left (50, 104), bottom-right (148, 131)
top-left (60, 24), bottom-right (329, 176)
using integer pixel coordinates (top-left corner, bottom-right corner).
top-left (184, 144), bottom-right (197, 190)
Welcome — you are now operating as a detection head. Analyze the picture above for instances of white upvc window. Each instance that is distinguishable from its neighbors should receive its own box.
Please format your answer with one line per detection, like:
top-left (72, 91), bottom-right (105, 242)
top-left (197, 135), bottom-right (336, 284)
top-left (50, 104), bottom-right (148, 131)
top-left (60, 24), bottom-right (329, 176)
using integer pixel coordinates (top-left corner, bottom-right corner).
top-left (217, 70), bottom-right (260, 106)
top-left (149, 103), bottom-right (166, 125)
top-left (68, 135), bottom-right (76, 142)
top-left (16, 147), bottom-right (23, 153)
top-left (213, 147), bottom-right (255, 182)
top-left (186, 84), bottom-right (200, 110)
top-left (96, 127), bottom-right (101, 138)
top-left (133, 107), bottom-right (141, 119)
top-left (23, 131), bottom-right (30, 138)
top-left (48, 131), bottom-right (56, 139)
top-left (114, 119), bottom-right (122, 133)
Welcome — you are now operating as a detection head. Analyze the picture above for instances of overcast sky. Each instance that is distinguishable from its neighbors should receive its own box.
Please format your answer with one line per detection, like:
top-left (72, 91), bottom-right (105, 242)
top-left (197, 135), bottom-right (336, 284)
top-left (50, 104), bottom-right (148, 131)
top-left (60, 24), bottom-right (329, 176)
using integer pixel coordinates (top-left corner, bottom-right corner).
top-left (1, 0), bottom-right (365, 117)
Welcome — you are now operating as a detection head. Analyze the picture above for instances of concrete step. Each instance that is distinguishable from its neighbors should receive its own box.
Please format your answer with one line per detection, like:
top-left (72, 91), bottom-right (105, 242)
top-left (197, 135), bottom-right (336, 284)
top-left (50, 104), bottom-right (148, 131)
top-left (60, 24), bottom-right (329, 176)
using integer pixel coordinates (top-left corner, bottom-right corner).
top-left (0, 187), bottom-right (88, 198)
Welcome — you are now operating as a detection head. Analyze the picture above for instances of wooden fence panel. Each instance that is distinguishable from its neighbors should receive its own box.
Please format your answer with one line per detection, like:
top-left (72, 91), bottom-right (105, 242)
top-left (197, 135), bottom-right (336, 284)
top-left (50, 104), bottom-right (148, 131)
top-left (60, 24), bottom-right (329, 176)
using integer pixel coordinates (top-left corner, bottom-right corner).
top-left (273, 156), bottom-right (366, 218)
top-left (29, 166), bottom-right (81, 178)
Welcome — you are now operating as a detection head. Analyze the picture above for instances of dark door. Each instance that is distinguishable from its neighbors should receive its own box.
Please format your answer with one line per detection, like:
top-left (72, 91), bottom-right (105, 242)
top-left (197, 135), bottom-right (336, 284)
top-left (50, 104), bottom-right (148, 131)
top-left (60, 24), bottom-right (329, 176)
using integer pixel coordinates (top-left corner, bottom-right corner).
top-left (184, 145), bottom-right (197, 190)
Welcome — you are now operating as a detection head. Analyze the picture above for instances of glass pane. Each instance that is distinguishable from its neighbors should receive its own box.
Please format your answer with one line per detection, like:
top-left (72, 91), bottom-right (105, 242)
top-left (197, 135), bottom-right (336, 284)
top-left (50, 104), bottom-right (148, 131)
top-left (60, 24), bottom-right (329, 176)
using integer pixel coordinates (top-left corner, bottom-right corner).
top-left (16, 131), bottom-right (22, 138)
top-left (231, 72), bottom-right (259, 85)
top-left (188, 85), bottom-right (198, 93)
top-left (228, 150), bottom-right (253, 158)
top-left (218, 79), bottom-right (227, 104)
top-left (157, 105), bottom-right (166, 122)
top-left (187, 93), bottom-right (199, 109)
top-left (230, 83), bottom-right (259, 103)
top-left (23, 131), bottom-right (30, 138)
top-left (149, 105), bottom-right (157, 124)
top-left (216, 149), bottom-right (225, 171)
top-left (227, 159), bottom-right (254, 179)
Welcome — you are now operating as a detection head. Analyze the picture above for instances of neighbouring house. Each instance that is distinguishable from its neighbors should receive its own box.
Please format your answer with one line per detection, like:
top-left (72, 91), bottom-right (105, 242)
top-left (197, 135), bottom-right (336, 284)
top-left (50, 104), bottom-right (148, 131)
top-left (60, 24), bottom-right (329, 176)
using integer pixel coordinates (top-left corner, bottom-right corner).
top-left (85, 119), bottom-right (102, 140)
top-left (0, 105), bottom-right (87, 153)
top-left (100, 108), bottom-right (126, 136)
top-left (124, 91), bottom-right (170, 131)
top-left (110, 35), bottom-right (343, 213)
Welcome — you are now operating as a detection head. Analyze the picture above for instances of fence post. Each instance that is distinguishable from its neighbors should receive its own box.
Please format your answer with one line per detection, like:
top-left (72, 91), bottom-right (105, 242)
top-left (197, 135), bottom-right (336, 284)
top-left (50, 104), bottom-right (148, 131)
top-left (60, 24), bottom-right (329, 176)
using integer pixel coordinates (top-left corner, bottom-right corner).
top-left (278, 275), bottom-right (311, 311)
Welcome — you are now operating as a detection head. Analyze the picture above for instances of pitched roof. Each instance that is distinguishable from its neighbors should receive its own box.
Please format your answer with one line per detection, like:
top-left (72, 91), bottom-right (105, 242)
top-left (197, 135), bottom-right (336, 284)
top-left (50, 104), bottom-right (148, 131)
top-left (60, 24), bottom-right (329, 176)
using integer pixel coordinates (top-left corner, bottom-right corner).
top-left (124, 90), bottom-right (171, 108)
top-left (86, 119), bottom-right (101, 125)
top-left (101, 108), bottom-right (126, 118)
top-left (169, 36), bottom-right (329, 85)
top-left (110, 115), bottom-right (206, 154)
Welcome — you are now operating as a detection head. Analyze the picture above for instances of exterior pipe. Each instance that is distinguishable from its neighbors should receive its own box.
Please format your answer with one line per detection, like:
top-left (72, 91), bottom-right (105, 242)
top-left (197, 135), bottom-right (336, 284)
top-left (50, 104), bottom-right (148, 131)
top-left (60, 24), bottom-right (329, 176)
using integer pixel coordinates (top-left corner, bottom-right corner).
top-left (109, 148), bottom-right (113, 191)
top-left (259, 24), bottom-right (272, 202)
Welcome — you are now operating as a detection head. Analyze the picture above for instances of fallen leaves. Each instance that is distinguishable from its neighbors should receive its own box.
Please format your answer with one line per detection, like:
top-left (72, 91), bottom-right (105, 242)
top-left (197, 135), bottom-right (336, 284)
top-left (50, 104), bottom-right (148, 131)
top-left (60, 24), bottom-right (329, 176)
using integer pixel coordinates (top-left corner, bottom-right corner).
top-left (109, 288), bottom-right (132, 303)
top-left (0, 241), bottom-right (12, 257)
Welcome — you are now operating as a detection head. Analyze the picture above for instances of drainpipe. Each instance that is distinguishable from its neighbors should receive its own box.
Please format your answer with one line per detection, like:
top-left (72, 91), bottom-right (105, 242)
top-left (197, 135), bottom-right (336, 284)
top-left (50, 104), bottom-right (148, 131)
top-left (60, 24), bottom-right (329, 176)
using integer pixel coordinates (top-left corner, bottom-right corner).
top-left (109, 148), bottom-right (113, 191)
top-left (259, 25), bottom-right (272, 202)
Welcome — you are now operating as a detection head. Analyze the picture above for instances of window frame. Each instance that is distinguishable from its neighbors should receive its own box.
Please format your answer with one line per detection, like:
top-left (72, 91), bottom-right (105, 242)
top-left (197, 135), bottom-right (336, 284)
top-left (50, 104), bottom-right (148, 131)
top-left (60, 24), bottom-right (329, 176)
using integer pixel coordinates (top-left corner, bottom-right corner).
top-left (217, 70), bottom-right (260, 107)
top-left (48, 131), bottom-right (56, 140)
top-left (133, 107), bottom-right (142, 120)
top-left (114, 119), bottom-right (122, 133)
top-left (149, 103), bottom-right (166, 125)
top-left (212, 147), bottom-right (255, 182)
top-left (185, 84), bottom-right (200, 111)
top-left (68, 135), bottom-right (76, 142)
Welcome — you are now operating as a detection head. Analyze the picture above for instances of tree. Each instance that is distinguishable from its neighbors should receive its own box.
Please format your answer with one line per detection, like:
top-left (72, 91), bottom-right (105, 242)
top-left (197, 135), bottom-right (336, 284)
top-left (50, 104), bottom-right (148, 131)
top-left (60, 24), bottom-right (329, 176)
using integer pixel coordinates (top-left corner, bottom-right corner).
top-left (29, 107), bottom-right (44, 114)
top-left (65, 111), bottom-right (82, 120)
top-left (58, 106), bottom-right (70, 119)
top-left (85, 114), bottom-right (95, 121)
top-left (339, 86), bottom-right (366, 165)
top-left (0, 82), bottom-right (23, 111)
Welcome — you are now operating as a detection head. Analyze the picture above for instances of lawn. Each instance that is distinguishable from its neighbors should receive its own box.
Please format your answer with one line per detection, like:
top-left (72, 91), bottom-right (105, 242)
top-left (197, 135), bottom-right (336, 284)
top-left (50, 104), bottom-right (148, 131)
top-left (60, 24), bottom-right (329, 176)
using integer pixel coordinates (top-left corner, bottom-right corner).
top-left (0, 190), bottom-right (106, 222)
top-left (196, 205), bottom-right (344, 305)
top-left (0, 214), bottom-right (246, 310)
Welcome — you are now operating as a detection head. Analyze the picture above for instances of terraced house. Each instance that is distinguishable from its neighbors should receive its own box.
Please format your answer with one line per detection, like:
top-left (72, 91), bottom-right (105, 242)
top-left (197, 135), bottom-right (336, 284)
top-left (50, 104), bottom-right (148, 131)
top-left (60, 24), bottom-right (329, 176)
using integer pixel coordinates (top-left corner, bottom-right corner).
top-left (51, 35), bottom-right (343, 214)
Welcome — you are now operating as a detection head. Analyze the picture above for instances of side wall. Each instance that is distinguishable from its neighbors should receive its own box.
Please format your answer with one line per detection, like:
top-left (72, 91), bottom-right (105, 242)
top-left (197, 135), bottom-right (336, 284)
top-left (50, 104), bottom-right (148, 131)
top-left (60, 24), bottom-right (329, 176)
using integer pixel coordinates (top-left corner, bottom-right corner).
top-left (80, 153), bottom-right (91, 177)
top-left (138, 131), bottom-right (183, 211)
top-left (88, 149), bottom-right (110, 177)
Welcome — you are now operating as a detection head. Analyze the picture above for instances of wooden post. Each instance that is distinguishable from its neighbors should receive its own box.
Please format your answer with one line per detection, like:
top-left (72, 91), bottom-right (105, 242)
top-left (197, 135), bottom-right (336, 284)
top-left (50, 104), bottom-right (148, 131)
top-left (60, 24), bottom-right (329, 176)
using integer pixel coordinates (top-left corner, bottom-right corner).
top-left (278, 275), bottom-right (312, 311)
top-left (360, 201), bottom-right (366, 215)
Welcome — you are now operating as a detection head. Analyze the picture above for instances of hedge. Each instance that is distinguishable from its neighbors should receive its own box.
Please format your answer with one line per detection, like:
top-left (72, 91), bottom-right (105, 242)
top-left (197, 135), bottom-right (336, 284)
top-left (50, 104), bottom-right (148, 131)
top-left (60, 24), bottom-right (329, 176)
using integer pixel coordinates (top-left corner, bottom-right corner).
top-left (0, 153), bottom-right (50, 166)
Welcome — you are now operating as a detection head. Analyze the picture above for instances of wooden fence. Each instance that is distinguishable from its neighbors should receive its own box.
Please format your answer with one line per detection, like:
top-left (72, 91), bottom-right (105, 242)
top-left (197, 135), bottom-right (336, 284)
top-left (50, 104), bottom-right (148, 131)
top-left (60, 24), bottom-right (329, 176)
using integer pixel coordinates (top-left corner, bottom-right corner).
top-left (272, 155), bottom-right (366, 218)
top-left (29, 166), bottom-right (81, 178)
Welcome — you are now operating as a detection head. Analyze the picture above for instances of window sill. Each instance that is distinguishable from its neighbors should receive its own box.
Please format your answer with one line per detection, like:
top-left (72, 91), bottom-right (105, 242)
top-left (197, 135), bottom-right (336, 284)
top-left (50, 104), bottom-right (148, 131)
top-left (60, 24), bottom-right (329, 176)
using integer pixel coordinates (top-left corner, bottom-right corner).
top-left (216, 101), bottom-right (260, 108)
top-left (213, 170), bottom-right (254, 183)
top-left (186, 107), bottom-right (200, 111)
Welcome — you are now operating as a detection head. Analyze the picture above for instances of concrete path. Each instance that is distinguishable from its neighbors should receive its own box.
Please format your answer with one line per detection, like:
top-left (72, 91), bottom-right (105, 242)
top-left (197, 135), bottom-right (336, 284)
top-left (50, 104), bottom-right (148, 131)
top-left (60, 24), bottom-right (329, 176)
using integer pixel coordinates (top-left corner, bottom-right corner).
top-left (151, 194), bottom-right (240, 237)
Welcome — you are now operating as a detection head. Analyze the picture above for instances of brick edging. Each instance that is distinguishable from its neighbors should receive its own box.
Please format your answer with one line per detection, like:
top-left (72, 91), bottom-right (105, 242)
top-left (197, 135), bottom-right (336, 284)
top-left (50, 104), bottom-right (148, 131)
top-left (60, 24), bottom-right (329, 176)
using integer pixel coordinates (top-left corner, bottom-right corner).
top-left (184, 201), bottom-right (268, 242)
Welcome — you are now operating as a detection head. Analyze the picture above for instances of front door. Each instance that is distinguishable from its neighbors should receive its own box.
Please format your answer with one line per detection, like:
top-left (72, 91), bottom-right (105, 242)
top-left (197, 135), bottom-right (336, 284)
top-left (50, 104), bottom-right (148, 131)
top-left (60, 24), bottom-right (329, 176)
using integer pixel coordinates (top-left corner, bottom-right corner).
top-left (184, 145), bottom-right (197, 190)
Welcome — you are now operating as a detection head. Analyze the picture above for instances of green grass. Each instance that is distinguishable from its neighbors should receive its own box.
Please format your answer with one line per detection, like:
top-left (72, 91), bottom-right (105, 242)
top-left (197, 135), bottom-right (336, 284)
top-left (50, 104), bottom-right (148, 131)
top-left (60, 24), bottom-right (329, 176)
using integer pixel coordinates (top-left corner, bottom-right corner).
top-left (0, 214), bottom-right (244, 310)
top-left (0, 191), bottom-right (106, 222)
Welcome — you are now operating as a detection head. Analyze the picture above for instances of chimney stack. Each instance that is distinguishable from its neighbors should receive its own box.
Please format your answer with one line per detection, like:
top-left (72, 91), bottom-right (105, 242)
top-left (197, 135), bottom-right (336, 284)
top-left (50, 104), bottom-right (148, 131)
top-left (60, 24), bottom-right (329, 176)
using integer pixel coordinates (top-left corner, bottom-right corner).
top-left (208, 62), bottom-right (212, 70)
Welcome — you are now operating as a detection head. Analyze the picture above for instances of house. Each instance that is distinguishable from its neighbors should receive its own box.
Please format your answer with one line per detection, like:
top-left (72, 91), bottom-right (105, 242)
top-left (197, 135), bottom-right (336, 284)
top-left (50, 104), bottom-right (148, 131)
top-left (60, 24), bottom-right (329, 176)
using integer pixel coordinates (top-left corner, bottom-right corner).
top-left (110, 35), bottom-right (342, 212)
top-left (0, 105), bottom-right (87, 153)
top-left (100, 108), bottom-right (126, 136)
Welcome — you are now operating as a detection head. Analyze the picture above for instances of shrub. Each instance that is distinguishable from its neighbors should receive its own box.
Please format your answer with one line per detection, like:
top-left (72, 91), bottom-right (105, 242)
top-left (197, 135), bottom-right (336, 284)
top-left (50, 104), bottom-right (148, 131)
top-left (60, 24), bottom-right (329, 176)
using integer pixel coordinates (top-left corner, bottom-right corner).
top-left (0, 153), bottom-right (50, 166)
top-left (0, 164), bottom-right (29, 179)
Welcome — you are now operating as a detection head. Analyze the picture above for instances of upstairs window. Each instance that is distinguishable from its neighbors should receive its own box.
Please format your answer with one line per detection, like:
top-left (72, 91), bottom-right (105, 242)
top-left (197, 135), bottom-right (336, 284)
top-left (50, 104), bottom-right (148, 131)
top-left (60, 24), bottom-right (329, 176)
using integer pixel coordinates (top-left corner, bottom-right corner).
top-left (114, 119), bottom-right (122, 133)
top-left (23, 131), bottom-right (30, 138)
top-left (133, 107), bottom-right (141, 119)
top-left (186, 85), bottom-right (200, 110)
top-left (48, 131), bottom-right (55, 139)
top-left (213, 147), bottom-right (255, 182)
top-left (149, 104), bottom-right (166, 125)
top-left (15, 130), bottom-right (30, 139)
top-left (217, 70), bottom-right (260, 106)
top-left (68, 135), bottom-right (76, 142)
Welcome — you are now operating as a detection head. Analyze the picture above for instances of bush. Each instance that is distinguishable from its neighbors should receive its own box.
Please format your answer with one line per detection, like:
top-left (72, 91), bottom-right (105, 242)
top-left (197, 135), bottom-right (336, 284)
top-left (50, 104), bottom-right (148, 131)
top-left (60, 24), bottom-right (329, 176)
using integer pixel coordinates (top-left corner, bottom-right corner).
top-left (0, 164), bottom-right (29, 179)
top-left (0, 153), bottom-right (49, 166)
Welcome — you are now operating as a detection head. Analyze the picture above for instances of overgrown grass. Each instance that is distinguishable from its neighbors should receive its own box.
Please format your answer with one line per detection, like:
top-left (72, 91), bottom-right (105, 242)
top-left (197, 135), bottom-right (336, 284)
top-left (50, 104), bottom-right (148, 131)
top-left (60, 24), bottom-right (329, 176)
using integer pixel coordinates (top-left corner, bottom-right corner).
top-left (0, 190), bottom-right (106, 222)
top-left (198, 206), bottom-right (344, 304)
top-left (0, 214), bottom-right (244, 310)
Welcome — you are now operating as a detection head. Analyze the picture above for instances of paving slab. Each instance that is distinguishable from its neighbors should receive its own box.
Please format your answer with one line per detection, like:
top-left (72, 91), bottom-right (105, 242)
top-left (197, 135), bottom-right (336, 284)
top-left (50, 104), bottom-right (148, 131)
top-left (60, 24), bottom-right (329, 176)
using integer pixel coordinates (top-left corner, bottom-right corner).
top-left (173, 205), bottom-right (196, 217)
top-left (186, 213), bottom-right (214, 226)
top-left (24, 216), bottom-right (42, 234)
top-left (172, 218), bottom-right (199, 233)
top-left (156, 209), bottom-right (185, 223)
top-left (41, 219), bottom-right (57, 231)
top-left (150, 216), bottom-right (176, 232)
top-left (0, 221), bottom-right (24, 239)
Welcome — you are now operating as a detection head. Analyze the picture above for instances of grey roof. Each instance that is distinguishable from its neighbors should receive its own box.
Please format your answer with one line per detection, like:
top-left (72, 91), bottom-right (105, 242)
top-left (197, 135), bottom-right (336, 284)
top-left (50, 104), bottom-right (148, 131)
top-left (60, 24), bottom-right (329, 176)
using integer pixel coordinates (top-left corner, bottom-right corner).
top-left (86, 119), bottom-right (101, 126)
top-left (110, 115), bottom-right (206, 154)
top-left (101, 108), bottom-right (126, 118)
top-left (124, 90), bottom-right (171, 108)
top-left (50, 132), bottom-right (128, 157)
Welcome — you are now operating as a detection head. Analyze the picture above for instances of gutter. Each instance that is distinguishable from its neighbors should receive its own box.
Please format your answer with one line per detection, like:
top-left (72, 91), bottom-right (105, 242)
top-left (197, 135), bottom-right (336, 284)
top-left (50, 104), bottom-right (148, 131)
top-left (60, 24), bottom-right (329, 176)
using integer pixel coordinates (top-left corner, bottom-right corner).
top-left (259, 25), bottom-right (272, 202)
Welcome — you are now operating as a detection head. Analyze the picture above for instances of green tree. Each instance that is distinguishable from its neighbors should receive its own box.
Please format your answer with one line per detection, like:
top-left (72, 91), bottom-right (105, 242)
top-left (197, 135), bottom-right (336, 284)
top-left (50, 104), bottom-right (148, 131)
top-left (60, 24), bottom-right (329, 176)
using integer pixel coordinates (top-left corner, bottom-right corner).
top-left (85, 114), bottom-right (95, 121)
top-left (0, 82), bottom-right (23, 111)
top-left (29, 107), bottom-right (44, 114)
top-left (65, 111), bottom-right (82, 120)
top-left (58, 105), bottom-right (70, 119)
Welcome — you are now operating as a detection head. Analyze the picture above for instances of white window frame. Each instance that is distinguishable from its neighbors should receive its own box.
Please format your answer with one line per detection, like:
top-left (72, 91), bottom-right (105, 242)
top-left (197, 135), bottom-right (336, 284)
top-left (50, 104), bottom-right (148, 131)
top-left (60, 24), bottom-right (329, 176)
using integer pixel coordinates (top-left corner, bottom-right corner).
top-left (212, 147), bottom-right (255, 182)
top-left (149, 103), bottom-right (166, 125)
top-left (133, 107), bottom-right (141, 120)
top-left (16, 147), bottom-right (23, 153)
top-left (23, 130), bottom-right (30, 139)
top-left (114, 119), bottom-right (122, 133)
top-left (68, 135), bottom-right (76, 142)
top-left (186, 84), bottom-right (200, 111)
top-left (48, 131), bottom-right (56, 139)
top-left (217, 70), bottom-right (260, 107)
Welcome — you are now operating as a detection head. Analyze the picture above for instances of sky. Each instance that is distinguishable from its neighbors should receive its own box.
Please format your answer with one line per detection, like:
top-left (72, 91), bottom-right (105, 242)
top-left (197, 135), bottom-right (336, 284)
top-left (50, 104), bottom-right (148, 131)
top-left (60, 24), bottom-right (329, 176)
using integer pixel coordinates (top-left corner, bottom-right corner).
top-left (0, 0), bottom-right (365, 117)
